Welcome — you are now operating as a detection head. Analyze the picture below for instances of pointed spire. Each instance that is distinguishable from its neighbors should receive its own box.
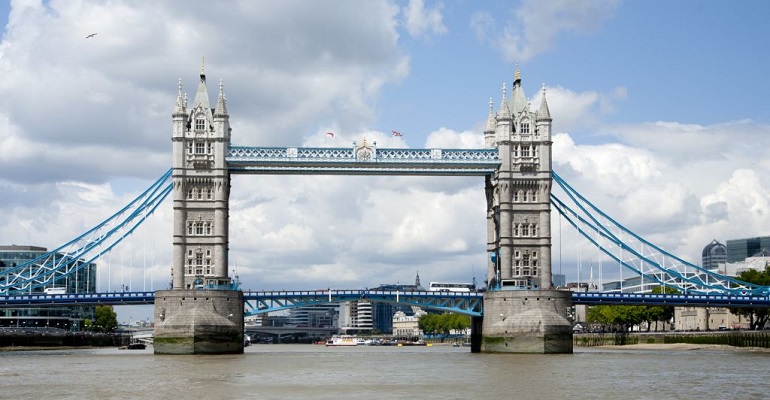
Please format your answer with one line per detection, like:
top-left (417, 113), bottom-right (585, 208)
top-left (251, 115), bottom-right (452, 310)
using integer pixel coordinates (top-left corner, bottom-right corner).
top-left (191, 57), bottom-right (213, 114)
top-left (484, 97), bottom-right (496, 133)
top-left (497, 82), bottom-right (511, 119)
top-left (174, 78), bottom-right (186, 115)
top-left (200, 56), bottom-right (205, 78)
top-left (214, 79), bottom-right (228, 116)
top-left (513, 60), bottom-right (521, 83)
top-left (510, 62), bottom-right (528, 115)
top-left (537, 83), bottom-right (551, 121)
top-left (415, 271), bottom-right (421, 287)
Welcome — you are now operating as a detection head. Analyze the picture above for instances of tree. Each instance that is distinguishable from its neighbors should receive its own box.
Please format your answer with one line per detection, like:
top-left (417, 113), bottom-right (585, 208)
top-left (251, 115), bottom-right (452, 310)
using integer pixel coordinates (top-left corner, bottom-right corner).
top-left (586, 286), bottom-right (679, 332)
top-left (418, 313), bottom-right (470, 335)
top-left (417, 313), bottom-right (440, 335)
top-left (729, 268), bottom-right (770, 330)
top-left (586, 305), bottom-right (645, 332)
top-left (643, 286), bottom-right (678, 331)
top-left (86, 305), bottom-right (119, 332)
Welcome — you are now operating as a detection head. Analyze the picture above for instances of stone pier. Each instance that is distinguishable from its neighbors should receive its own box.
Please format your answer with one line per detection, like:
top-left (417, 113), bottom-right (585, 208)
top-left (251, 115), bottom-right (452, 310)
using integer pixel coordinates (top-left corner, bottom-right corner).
top-left (481, 290), bottom-right (573, 353)
top-left (153, 289), bottom-right (244, 355)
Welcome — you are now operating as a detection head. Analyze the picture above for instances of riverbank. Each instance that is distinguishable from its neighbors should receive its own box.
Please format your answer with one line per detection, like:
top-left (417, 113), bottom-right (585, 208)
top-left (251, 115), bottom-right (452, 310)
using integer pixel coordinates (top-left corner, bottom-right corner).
top-left (594, 342), bottom-right (770, 353)
top-left (0, 345), bottom-right (107, 352)
top-left (0, 329), bottom-right (131, 348)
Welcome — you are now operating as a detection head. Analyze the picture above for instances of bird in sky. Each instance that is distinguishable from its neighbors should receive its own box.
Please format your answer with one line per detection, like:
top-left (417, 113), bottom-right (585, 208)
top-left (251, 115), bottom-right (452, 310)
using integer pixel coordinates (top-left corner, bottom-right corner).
top-left (85, 33), bottom-right (97, 39)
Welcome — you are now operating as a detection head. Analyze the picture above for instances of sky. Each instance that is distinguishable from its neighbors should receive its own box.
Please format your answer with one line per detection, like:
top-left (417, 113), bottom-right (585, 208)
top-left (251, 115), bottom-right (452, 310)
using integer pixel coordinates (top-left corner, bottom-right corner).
top-left (1, 0), bottom-right (770, 323)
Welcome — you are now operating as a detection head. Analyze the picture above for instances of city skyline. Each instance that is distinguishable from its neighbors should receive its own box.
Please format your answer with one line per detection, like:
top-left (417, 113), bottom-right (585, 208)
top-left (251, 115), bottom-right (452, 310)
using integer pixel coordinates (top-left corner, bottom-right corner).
top-left (1, 1), bottom-right (770, 321)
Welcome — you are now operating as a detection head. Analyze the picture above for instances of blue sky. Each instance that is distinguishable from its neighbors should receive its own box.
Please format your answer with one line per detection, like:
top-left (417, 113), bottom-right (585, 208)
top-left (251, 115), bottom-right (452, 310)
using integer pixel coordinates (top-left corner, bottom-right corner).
top-left (1, 0), bottom-right (770, 322)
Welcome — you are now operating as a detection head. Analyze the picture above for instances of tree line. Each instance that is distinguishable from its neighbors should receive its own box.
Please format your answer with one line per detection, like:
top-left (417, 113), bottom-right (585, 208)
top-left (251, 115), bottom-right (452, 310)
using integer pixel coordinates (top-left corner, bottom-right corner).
top-left (418, 313), bottom-right (470, 335)
top-left (586, 267), bottom-right (770, 332)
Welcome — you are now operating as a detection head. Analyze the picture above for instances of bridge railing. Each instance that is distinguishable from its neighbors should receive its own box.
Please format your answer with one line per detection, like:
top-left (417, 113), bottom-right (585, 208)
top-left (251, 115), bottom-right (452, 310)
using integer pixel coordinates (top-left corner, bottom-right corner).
top-left (226, 146), bottom-right (500, 175)
top-left (1, 290), bottom-right (769, 310)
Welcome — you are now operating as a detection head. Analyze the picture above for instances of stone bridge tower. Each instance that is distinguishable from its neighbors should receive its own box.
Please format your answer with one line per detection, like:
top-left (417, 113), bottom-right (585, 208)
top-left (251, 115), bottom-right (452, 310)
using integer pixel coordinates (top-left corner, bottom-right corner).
top-left (170, 62), bottom-right (232, 290)
top-left (154, 62), bottom-right (244, 355)
top-left (480, 66), bottom-right (572, 353)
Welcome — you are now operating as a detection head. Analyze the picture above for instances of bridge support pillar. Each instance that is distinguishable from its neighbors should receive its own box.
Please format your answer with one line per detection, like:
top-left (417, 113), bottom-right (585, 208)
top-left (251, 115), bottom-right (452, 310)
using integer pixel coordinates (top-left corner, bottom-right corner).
top-left (470, 315), bottom-right (483, 353)
top-left (153, 289), bottom-right (244, 355)
top-left (481, 290), bottom-right (573, 353)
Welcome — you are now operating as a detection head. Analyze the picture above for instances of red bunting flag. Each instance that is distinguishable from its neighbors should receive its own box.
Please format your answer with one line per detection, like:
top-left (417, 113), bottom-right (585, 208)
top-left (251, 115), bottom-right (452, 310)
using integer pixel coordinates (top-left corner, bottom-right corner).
top-left (326, 132), bottom-right (334, 137)
top-left (391, 130), bottom-right (402, 137)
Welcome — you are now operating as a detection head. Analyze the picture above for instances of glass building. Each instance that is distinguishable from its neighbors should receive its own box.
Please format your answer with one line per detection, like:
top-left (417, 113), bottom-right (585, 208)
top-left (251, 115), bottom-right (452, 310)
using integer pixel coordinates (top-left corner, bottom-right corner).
top-left (701, 239), bottom-right (727, 270)
top-left (726, 236), bottom-right (770, 263)
top-left (0, 245), bottom-right (97, 331)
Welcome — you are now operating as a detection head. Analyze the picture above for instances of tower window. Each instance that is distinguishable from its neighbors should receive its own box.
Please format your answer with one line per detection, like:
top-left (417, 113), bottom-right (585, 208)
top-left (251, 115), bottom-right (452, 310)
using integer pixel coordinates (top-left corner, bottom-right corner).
top-left (195, 116), bottom-right (205, 131)
top-left (195, 142), bottom-right (205, 154)
top-left (521, 122), bottom-right (530, 134)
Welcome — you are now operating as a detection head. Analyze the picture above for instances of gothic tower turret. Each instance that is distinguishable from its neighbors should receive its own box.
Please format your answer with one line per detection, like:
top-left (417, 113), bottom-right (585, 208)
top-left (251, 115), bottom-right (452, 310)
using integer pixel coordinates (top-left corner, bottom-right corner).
top-left (481, 67), bottom-right (571, 354)
top-left (171, 60), bottom-right (232, 290)
top-left (485, 66), bottom-right (553, 291)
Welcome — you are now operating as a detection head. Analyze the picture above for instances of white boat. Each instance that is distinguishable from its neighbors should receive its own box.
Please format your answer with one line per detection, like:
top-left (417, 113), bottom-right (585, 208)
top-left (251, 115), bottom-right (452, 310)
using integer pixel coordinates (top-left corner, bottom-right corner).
top-left (325, 335), bottom-right (359, 346)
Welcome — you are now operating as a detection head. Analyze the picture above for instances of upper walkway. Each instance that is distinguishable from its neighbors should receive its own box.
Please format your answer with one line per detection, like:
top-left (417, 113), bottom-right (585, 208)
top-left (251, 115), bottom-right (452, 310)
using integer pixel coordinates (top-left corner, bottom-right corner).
top-left (226, 146), bottom-right (500, 175)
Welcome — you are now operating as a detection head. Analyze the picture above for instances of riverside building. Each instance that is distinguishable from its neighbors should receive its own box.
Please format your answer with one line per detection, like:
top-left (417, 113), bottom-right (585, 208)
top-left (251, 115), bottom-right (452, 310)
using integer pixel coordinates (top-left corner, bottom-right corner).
top-left (0, 245), bottom-right (97, 331)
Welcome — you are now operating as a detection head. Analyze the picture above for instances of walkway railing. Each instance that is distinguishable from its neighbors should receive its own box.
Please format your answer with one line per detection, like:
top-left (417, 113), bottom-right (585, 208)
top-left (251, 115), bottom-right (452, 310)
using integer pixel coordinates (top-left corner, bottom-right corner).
top-left (226, 146), bottom-right (500, 175)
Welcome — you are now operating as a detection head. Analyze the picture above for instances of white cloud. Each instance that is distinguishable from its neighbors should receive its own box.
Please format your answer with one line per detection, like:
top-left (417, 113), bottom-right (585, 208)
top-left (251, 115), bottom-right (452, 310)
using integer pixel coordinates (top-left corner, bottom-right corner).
top-left (472, 0), bottom-right (620, 61)
top-left (531, 85), bottom-right (628, 135)
top-left (552, 117), bottom-right (770, 270)
top-left (0, 0), bottom-right (408, 184)
top-left (402, 0), bottom-right (448, 39)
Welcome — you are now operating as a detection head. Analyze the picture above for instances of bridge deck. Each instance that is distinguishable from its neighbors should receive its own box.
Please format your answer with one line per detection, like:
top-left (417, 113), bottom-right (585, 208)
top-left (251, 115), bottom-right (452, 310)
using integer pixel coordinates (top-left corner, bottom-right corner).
top-left (226, 146), bottom-right (500, 175)
top-left (0, 291), bottom-right (768, 311)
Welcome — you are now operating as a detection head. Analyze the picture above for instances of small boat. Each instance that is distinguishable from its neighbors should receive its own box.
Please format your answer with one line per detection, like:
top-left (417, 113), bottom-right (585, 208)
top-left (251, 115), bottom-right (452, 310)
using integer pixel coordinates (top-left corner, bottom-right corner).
top-left (126, 342), bottom-right (146, 350)
top-left (325, 335), bottom-right (359, 346)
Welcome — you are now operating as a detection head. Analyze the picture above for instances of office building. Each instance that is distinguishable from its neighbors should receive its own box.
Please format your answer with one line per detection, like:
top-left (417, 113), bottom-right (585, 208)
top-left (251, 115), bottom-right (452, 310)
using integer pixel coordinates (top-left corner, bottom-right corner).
top-left (0, 245), bottom-right (97, 330)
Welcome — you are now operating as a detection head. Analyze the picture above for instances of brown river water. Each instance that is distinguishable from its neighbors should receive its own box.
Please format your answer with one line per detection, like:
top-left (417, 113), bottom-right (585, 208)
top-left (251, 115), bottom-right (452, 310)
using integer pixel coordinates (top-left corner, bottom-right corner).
top-left (1, 343), bottom-right (768, 400)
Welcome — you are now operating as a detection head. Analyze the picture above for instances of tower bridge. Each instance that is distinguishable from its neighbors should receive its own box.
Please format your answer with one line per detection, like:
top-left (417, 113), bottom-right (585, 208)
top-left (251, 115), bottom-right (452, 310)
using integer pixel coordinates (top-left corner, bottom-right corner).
top-left (3, 63), bottom-right (768, 354)
top-left (154, 62), bottom-right (568, 355)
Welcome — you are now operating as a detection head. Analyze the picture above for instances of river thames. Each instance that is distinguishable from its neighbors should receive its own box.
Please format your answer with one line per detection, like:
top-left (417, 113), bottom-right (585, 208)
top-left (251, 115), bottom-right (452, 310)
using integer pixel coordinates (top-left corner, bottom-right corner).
top-left (2, 344), bottom-right (768, 399)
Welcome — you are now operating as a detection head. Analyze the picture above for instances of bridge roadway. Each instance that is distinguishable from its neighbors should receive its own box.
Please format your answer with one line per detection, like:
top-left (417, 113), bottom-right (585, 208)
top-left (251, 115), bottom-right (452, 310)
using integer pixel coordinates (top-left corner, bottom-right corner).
top-left (1, 290), bottom-right (769, 312)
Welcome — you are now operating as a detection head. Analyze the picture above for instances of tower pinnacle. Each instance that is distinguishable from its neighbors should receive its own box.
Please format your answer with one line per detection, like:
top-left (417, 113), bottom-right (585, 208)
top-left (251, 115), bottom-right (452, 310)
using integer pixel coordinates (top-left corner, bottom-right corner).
top-left (514, 60), bottom-right (520, 82)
